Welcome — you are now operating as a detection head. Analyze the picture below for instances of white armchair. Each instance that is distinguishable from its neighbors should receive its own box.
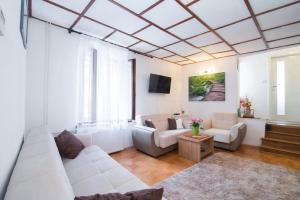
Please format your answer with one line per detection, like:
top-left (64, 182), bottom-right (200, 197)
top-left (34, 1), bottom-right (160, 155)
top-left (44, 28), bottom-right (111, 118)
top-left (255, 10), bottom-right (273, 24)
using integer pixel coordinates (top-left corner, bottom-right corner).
top-left (203, 112), bottom-right (247, 151)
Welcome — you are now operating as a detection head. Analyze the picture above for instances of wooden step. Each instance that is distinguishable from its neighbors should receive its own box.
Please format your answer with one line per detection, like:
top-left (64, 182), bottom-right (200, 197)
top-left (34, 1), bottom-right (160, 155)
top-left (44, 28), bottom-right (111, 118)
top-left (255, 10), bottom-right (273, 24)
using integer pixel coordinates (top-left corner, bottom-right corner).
top-left (262, 138), bottom-right (300, 152)
top-left (265, 131), bottom-right (300, 143)
top-left (261, 145), bottom-right (300, 158)
top-left (266, 123), bottom-right (300, 135)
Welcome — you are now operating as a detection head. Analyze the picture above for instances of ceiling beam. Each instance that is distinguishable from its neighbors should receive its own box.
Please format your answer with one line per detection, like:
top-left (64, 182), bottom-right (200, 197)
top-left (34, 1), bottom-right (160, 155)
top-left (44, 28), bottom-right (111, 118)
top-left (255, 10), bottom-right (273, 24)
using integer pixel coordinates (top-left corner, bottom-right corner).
top-left (186, 0), bottom-right (200, 7)
top-left (139, 0), bottom-right (164, 15)
top-left (262, 20), bottom-right (300, 32)
top-left (267, 33), bottom-right (300, 43)
top-left (175, 0), bottom-right (239, 54)
top-left (244, 0), bottom-right (269, 48)
top-left (28, 0), bottom-right (32, 17)
top-left (256, 0), bottom-right (300, 16)
top-left (69, 0), bottom-right (96, 31)
top-left (43, 0), bottom-right (79, 15)
top-left (165, 16), bottom-right (193, 30)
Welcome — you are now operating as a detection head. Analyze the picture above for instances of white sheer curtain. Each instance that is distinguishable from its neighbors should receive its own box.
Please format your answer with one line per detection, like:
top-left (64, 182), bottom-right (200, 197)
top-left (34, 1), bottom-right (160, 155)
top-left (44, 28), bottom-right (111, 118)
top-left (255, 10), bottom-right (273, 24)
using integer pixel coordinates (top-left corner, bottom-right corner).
top-left (77, 36), bottom-right (131, 131)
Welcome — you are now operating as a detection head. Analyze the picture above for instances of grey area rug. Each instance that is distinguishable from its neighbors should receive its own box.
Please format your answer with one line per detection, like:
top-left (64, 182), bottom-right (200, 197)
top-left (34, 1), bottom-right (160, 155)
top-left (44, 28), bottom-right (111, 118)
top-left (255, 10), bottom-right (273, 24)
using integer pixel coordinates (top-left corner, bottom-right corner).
top-left (155, 152), bottom-right (300, 200)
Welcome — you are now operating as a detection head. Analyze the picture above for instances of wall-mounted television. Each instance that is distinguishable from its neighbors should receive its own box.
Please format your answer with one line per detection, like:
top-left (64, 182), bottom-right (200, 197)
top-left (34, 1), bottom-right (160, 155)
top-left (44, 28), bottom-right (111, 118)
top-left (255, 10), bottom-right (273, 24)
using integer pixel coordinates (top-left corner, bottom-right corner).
top-left (148, 74), bottom-right (171, 94)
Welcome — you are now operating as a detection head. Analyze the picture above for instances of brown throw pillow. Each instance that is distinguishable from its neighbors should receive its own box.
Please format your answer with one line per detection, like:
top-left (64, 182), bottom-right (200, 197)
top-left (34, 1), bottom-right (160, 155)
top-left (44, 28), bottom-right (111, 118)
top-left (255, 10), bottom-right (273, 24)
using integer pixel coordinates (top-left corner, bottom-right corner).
top-left (168, 118), bottom-right (177, 130)
top-left (55, 130), bottom-right (85, 159)
top-left (75, 188), bottom-right (163, 200)
top-left (145, 120), bottom-right (155, 128)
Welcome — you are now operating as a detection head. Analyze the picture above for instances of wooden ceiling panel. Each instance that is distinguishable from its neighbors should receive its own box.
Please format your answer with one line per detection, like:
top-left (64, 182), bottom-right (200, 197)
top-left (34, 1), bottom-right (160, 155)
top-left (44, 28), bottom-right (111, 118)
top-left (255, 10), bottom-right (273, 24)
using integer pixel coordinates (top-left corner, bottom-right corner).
top-left (134, 26), bottom-right (179, 46)
top-left (233, 39), bottom-right (266, 54)
top-left (187, 52), bottom-right (213, 62)
top-left (106, 32), bottom-right (140, 47)
top-left (201, 43), bottom-right (232, 54)
top-left (74, 18), bottom-right (114, 39)
top-left (115, 0), bottom-right (159, 14)
top-left (177, 60), bottom-right (194, 65)
top-left (257, 3), bottom-right (300, 30)
top-left (187, 32), bottom-right (221, 47)
top-left (165, 41), bottom-right (200, 56)
top-left (85, 0), bottom-right (148, 34)
top-left (148, 49), bottom-right (174, 58)
top-left (168, 18), bottom-right (208, 39)
top-left (268, 36), bottom-right (300, 48)
top-left (33, 0), bottom-right (78, 27)
top-left (190, 0), bottom-right (250, 28)
top-left (130, 42), bottom-right (157, 53)
top-left (249, 0), bottom-right (298, 14)
top-left (216, 19), bottom-right (261, 45)
top-left (264, 22), bottom-right (300, 41)
top-left (142, 0), bottom-right (191, 28)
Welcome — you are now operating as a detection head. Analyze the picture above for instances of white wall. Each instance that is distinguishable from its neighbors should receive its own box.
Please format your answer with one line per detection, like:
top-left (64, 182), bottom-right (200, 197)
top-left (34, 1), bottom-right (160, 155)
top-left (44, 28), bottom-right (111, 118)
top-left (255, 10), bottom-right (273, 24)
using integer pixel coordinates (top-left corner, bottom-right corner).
top-left (181, 56), bottom-right (239, 118)
top-left (0, 0), bottom-right (27, 198)
top-left (133, 54), bottom-right (182, 116)
top-left (239, 53), bottom-right (270, 119)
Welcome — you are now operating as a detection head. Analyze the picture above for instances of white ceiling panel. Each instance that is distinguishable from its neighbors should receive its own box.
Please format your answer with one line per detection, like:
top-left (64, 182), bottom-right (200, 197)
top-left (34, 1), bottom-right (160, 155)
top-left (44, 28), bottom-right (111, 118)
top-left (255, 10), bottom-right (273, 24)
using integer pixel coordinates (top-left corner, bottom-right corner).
top-left (142, 0), bottom-right (191, 28)
top-left (33, 1), bottom-right (78, 27)
top-left (106, 32), bottom-right (139, 47)
top-left (216, 19), bottom-right (261, 44)
top-left (148, 49), bottom-right (174, 58)
top-left (187, 52), bottom-right (213, 62)
top-left (85, 0), bottom-right (148, 34)
top-left (130, 42), bottom-right (157, 53)
top-left (168, 19), bottom-right (208, 39)
top-left (165, 42), bottom-right (200, 56)
top-left (177, 60), bottom-right (194, 65)
top-left (134, 26), bottom-right (179, 46)
top-left (187, 32), bottom-right (221, 47)
top-left (257, 3), bottom-right (300, 30)
top-left (233, 39), bottom-right (266, 54)
top-left (201, 43), bottom-right (231, 53)
top-left (190, 0), bottom-right (250, 28)
top-left (264, 23), bottom-right (300, 41)
top-left (115, 0), bottom-right (159, 14)
top-left (268, 36), bottom-right (300, 48)
top-left (164, 55), bottom-right (187, 62)
top-left (212, 51), bottom-right (236, 58)
top-left (74, 18), bottom-right (114, 39)
top-left (51, 0), bottom-right (90, 13)
top-left (249, 0), bottom-right (298, 14)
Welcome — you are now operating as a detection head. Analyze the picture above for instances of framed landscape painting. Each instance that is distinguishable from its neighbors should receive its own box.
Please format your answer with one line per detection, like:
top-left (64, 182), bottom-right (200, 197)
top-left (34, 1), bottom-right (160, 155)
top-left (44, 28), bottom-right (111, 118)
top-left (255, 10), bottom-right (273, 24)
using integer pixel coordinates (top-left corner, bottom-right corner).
top-left (189, 72), bottom-right (225, 101)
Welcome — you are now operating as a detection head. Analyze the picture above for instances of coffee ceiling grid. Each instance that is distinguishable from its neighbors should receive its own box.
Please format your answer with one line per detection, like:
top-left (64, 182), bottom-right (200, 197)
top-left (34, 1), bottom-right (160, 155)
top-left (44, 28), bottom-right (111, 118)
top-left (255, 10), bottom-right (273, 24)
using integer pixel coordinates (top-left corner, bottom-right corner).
top-left (31, 0), bottom-right (300, 66)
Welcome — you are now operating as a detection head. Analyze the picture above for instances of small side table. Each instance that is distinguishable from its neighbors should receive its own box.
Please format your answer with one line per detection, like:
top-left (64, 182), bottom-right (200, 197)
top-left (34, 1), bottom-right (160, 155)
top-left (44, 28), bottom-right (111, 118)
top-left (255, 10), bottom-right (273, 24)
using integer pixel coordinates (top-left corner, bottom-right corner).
top-left (178, 133), bottom-right (214, 162)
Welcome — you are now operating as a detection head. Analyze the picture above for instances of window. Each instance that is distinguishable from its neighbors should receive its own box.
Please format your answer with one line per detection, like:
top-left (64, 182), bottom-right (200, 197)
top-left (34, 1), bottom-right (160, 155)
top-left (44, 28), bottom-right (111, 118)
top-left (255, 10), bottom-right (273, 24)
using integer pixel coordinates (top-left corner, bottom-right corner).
top-left (276, 60), bottom-right (285, 115)
top-left (80, 45), bottom-right (133, 126)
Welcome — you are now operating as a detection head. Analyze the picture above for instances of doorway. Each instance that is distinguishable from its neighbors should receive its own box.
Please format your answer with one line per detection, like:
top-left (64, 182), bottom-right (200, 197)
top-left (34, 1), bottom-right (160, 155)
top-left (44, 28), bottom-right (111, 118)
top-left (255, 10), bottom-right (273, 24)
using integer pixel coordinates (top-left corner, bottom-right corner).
top-left (270, 54), bottom-right (300, 123)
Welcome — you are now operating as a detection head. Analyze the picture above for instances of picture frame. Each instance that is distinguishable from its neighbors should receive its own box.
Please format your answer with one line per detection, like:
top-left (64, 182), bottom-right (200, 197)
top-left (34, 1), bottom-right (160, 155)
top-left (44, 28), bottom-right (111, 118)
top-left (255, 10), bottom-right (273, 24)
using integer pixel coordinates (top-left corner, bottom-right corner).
top-left (20, 0), bottom-right (28, 48)
top-left (189, 72), bottom-right (226, 101)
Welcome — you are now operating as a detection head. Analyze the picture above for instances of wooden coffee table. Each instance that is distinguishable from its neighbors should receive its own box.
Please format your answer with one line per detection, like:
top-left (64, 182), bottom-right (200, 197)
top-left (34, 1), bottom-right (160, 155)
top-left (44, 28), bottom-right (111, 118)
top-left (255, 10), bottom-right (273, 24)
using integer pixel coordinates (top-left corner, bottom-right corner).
top-left (178, 132), bottom-right (214, 162)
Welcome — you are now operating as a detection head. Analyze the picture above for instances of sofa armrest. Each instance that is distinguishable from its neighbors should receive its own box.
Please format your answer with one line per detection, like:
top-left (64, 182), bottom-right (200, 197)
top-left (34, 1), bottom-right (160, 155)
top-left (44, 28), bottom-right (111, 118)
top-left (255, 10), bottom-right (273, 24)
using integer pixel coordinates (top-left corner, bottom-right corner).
top-left (203, 118), bottom-right (212, 130)
top-left (132, 125), bottom-right (160, 147)
top-left (230, 122), bottom-right (246, 141)
top-left (75, 133), bottom-right (93, 147)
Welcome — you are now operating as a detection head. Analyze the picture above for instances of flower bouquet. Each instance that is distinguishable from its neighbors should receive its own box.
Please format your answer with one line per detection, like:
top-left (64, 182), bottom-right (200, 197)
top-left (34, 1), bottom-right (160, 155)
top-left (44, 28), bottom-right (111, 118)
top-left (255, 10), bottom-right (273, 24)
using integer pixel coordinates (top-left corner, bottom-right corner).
top-left (191, 118), bottom-right (203, 136)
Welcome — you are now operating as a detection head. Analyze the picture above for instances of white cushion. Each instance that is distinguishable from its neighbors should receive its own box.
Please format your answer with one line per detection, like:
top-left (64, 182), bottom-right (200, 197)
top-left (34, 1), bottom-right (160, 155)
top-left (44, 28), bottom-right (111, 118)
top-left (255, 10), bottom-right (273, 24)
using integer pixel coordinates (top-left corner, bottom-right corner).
top-left (212, 112), bottom-right (237, 130)
top-left (175, 118), bottom-right (184, 129)
top-left (159, 129), bottom-right (190, 148)
top-left (203, 128), bottom-right (231, 143)
top-left (5, 127), bottom-right (74, 200)
top-left (63, 145), bottom-right (148, 196)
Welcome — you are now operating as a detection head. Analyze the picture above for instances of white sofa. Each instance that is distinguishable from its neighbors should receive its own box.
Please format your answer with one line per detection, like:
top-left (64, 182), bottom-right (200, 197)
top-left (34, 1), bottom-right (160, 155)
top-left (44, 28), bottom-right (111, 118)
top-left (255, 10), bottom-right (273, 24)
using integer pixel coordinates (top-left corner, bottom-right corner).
top-left (203, 112), bottom-right (247, 151)
top-left (132, 114), bottom-right (191, 157)
top-left (4, 126), bottom-right (149, 200)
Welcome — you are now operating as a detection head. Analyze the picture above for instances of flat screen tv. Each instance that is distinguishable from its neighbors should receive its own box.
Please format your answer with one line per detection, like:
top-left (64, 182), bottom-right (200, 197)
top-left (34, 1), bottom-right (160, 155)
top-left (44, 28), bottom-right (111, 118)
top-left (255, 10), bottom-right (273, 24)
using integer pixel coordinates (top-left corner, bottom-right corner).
top-left (149, 74), bottom-right (171, 94)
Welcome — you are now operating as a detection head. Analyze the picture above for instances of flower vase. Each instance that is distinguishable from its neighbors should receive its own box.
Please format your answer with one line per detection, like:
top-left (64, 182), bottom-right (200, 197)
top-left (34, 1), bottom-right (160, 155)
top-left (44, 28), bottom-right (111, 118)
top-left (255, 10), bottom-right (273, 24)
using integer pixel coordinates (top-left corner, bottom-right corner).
top-left (192, 126), bottom-right (200, 136)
